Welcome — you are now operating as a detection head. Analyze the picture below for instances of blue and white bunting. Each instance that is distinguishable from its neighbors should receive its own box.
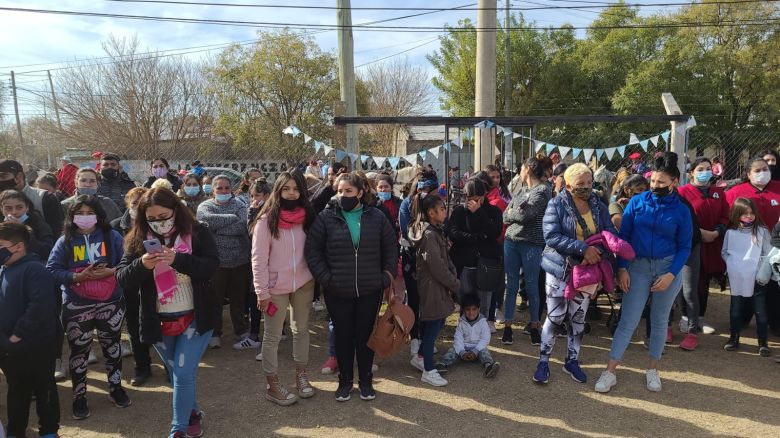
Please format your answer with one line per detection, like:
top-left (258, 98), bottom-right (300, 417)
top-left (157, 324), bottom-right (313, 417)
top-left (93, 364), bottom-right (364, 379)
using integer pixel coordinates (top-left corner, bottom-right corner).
top-left (429, 146), bottom-right (440, 159)
top-left (617, 145), bottom-right (626, 157)
top-left (558, 146), bottom-right (571, 158)
top-left (583, 148), bottom-right (594, 163)
top-left (639, 139), bottom-right (650, 151)
top-left (322, 145), bottom-right (333, 156)
top-left (404, 154), bottom-right (417, 165)
top-left (388, 157), bottom-right (401, 169)
top-left (649, 135), bottom-right (660, 147)
top-left (442, 142), bottom-right (451, 152)
top-left (572, 148), bottom-right (582, 160)
top-left (474, 120), bottom-right (496, 129)
top-left (545, 143), bottom-right (556, 155)
top-left (534, 140), bottom-right (545, 153)
top-left (451, 137), bottom-right (463, 149)
top-left (360, 154), bottom-right (370, 164)
top-left (605, 147), bottom-right (616, 160)
top-left (335, 149), bottom-right (347, 162)
top-left (596, 149), bottom-right (605, 161)
top-left (418, 149), bottom-right (428, 160)
top-left (660, 130), bottom-right (670, 144)
top-left (313, 140), bottom-right (322, 153)
top-left (629, 133), bottom-right (640, 145)
top-left (303, 134), bottom-right (312, 144)
top-left (373, 156), bottom-right (386, 168)
top-left (347, 153), bottom-right (358, 164)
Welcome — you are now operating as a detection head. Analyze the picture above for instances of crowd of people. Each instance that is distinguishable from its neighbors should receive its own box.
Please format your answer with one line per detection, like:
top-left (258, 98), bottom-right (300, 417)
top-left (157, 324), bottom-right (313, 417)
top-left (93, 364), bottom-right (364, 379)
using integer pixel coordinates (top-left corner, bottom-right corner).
top-left (1, 147), bottom-right (780, 438)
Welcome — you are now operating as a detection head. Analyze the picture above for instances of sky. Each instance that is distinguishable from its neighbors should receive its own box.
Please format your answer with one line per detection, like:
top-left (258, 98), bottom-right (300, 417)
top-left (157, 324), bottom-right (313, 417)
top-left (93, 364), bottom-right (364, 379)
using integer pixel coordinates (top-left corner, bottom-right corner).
top-left (0, 0), bottom-right (678, 120)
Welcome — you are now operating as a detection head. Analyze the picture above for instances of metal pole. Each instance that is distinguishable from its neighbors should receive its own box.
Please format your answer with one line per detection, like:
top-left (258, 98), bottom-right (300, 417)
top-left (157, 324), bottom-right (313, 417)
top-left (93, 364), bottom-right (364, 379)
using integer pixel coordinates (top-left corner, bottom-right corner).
top-left (445, 125), bottom-right (450, 215)
top-left (10, 71), bottom-right (24, 149)
top-left (503, 0), bottom-right (511, 117)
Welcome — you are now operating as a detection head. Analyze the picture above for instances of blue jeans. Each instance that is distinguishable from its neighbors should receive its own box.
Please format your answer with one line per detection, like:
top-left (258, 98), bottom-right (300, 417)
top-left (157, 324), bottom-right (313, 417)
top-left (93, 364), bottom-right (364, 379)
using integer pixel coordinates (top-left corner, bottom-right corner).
top-left (504, 239), bottom-right (542, 323)
top-left (610, 257), bottom-right (682, 361)
top-left (420, 319), bottom-right (446, 371)
top-left (154, 322), bottom-right (212, 437)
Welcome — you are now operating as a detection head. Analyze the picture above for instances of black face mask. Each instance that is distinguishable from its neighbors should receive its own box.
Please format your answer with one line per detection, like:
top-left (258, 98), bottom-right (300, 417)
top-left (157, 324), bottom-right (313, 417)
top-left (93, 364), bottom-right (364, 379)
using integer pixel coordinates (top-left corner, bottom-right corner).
top-left (101, 168), bottom-right (118, 179)
top-left (571, 187), bottom-right (592, 199)
top-left (0, 247), bottom-right (13, 265)
top-left (280, 198), bottom-right (300, 211)
top-left (0, 179), bottom-right (18, 192)
top-left (652, 186), bottom-right (671, 197)
top-left (338, 195), bottom-right (359, 212)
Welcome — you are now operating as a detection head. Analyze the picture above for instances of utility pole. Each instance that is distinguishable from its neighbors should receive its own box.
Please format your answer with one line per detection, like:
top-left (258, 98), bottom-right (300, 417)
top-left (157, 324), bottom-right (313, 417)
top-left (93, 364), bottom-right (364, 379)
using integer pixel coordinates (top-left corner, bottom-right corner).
top-left (10, 71), bottom-right (24, 160)
top-left (474, 0), bottom-right (497, 171)
top-left (47, 70), bottom-right (62, 129)
top-left (503, 0), bottom-right (511, 117)
top-left (337, 0), bottom-right (360, 169)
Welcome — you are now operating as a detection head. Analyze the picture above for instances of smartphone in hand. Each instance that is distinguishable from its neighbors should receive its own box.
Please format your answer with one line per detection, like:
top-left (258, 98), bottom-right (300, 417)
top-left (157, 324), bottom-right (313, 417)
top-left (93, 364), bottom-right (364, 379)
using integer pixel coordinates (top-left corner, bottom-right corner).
top-left (266, 301), bottom-right (278, 316)
top-left (143, 238), bottom-right (163, 254)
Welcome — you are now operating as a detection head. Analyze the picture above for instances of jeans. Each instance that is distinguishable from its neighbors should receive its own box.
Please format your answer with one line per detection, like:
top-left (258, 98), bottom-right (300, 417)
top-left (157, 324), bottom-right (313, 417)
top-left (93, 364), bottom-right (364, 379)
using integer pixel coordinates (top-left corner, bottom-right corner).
top-left (679, 243), bottom-right (701, 333)
top-left (504, 239), bottom-right (543, 323)
top-left (324, 291), bottom-right (382, 384)
top-left (0, 348), bottom-right (60, 437)
top-left (439, 347), bottom-right (494, 367)
top-left (124, 285), bottom-right (152, 370)
top-left (610, 256), bottom-right (682, 361)
top-left (211, 264), bottom-right (250, 337)
top-left (458, 267), bottom-right (492, 319)
top-left (730, 284), bottom-right (768, 342)
top-left (261, 281), bottom-right (314, 375)
top-left (420, 319), bottom-right (446, 371)
top-left (154, 322), bottom-right (212, 437)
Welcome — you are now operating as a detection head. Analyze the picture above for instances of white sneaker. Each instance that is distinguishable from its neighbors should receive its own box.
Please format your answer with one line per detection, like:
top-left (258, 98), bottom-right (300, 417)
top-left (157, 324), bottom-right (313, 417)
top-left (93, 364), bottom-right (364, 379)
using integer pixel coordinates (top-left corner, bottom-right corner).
top-left (410, 338), bottom-right (421, 357)
top-left (700, 319), bottom-right (715, 335)
top-left (679, 316), bottom-right (689, 334)
top-left (488, 321), bottom-right (497, 334)
top-left (421, 369), bottom-right (448, 387)
top-left (312, 300), bottom-right (325, 312)
top-left (54, 358), bottom-right (68, 381)
top-left (410, 355), bottom-right (425, 372)
top-left (209, 336), bottom-right (222, 349)
top-left (233, 336), bottom-right (261, 350)
top-left (120, 340), bottom-right (133, 357)
top-left (88, 349), bottom-right (98, 364)
top-left (646, 369), bottom-right (662, 392)
top-left (372, 363), bottom-right (379, 373)
top-left (255, 352), bottom-right (263, 361)
top-left (495, 309), bottom-right (505, 324)
top-left (594, 370), bottom-right (617, 393)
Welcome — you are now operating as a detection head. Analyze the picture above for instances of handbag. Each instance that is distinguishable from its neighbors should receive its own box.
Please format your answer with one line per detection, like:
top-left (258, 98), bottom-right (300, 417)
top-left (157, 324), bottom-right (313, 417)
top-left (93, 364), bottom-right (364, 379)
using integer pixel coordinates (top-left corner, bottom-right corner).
top-left (160, 312), bottom-right (195, 337)
top-left (71, 265), bottom-right (117, 301)
top-left (476, 255), bottom-right (504, 291)
top-left (367, 275), bottom-right (415, 358)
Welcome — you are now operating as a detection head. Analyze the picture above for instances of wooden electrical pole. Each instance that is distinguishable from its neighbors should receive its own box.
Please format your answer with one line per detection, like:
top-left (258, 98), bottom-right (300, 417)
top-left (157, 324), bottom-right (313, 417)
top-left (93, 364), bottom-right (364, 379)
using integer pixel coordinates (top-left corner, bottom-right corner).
top-left (661, 92), bottom-right (688, 181)
top-left (474, 0), bottom-right (497, 171)
top-left (337, 0), bottom-right (360, 169)
top-left (47, 70), bottom-right (62, 130)
top-left (10, 71), bottom-right (24, 149)
top-left (503, 0), bottom-right (511, 117)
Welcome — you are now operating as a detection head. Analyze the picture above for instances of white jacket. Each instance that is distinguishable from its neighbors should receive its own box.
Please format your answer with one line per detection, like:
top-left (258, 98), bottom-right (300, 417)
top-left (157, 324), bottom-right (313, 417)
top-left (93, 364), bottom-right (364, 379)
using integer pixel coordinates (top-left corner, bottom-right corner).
top-left (453, 314), bottom-right (491, 355)
top-left (722, 227), bottom-right (771, 297)
top-left (757, 246), bottom-right (780, 285)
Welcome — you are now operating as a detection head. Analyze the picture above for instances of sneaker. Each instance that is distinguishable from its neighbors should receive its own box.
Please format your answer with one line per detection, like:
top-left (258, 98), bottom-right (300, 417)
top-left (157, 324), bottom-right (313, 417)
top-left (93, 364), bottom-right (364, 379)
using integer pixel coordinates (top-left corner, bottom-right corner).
top-left (488, 321), bottom-right (497, 334)
top-left (410, 338), bottom-right (421, 357)
top-left (532, 361), bottom-right (549, 384)
top-left (72, 396), bottom-right (90, 420)
top-left (359, 383), bottom-right (376, 401)
top-left (265, 377), bottom-right (298, 406)
top-left (759, 343), bottom-right (771, 358)
top-left (646, 368), bottom-right (662, 392)
top-left (563, 359), bottom-right (587, 383)
top-left (484, 361), bottom-right (500, 378)
top-left (233, 336), bottom-right (261, 350)
top-left (120, 340), bottom-right (133, 358)
top-left (312, 299), bottom-right (325, 312)
top-left (666, 327), bottom-right (673, 344)
top-left (255, 352), bottom-right (263, 361)
top-left (295, 370), bottom-right (315, 399)
top-left (421, 369), bottom-right (448, 387)
top-left (371, 363), bottom-right (379, 373)
top-left (130, 367), bottom-right (151, 387)
top-left (208, 336), bottom-right (221, 349)
top-left (679, 316), bottom-right (689, 334)
top-left (88, 349), bottom-right (98, 364)
top-left (679, 333), bottom-right (699, 351)
top-left (335, 382), bottom-right (352, 402)
top-left (434, 363), bottom-right (449, 374)
top-left (54, 358), bottom-right (68, 382)
top-left (724, 336), bottom-right (739, 351)
top-left (320, 356), bottom-right (338, 374)
top-left (643, 338), bottom-right (650, 349)
top-left (410, 355), bottom-right (425, 372)
top-left (109, 386), bottom-right (132, 408)
top-left (522, 323), bottom-right (532, 335)
top-left (700, 319), bottom-right (716, 335)
top-left (501, 326), bottom-right (513, 345)
top-left (594, 370), bottom-right (617, 393)
top-left (187, 410), bottom-right (204, 438)
top-left (495, 309), bottom-right (505, 324)
top-left (530, 328), bottom-right (541, 346)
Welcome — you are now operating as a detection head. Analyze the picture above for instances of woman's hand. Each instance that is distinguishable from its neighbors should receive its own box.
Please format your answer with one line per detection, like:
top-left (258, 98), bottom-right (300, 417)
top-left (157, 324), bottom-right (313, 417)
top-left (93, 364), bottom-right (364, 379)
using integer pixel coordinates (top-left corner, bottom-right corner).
top-left (74, 263), bottom-right (96, 282)
top-left (141, 253), bottom-right (160, 270)
top-left (466, 198), bottom-right (480, 213)
top-left (700, 229), bottom-right (717, 243)
top-left (583, 246), bottom-right (601, 265)
top-left (91, 266), bottom-right (116, 279)
top-left (157, 247), bottom-right (177, 266)
top-left (617, 269), bottom-right (630, 292)
top-left (257, 297), bottom-right (271, 312)
top-left (651, 272), bottom-right (675, 292)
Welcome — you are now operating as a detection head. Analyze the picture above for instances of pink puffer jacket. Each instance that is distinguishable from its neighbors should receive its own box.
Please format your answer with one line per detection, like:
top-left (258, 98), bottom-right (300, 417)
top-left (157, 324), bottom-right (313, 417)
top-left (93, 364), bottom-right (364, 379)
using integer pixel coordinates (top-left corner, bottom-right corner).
top-left (564, 230), bottom-right (635, 299)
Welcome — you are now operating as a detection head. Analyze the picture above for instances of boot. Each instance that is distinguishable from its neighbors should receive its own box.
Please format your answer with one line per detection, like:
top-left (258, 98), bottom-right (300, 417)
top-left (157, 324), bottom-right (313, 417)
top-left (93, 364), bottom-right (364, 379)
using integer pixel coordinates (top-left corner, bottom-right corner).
top-left (265, 374), bottom-right (297, 406)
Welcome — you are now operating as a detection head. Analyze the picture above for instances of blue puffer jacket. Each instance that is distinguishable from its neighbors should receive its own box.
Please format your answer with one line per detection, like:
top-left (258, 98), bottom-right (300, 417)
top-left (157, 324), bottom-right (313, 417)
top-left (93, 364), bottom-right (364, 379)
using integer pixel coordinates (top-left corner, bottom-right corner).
top-left (541, 189), bottom-right (617, 280)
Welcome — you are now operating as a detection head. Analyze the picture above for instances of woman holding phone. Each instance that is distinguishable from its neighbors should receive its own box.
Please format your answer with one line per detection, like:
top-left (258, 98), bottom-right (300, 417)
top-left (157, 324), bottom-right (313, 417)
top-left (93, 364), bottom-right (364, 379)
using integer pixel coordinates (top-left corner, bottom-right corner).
top-left (250, 172), bottom-right (317, 406)
top-left (116, 187), bottom-right (220, 438)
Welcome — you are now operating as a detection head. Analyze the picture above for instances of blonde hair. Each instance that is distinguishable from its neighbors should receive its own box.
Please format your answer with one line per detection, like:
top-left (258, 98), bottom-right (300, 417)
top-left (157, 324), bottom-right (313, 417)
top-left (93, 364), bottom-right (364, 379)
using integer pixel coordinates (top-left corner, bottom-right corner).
top-left (563, 163), bottom-right (593, 185)
top-left (151, 178), bottom-right (173, 191)
top-left (124, 187), bottom-right (148, 208)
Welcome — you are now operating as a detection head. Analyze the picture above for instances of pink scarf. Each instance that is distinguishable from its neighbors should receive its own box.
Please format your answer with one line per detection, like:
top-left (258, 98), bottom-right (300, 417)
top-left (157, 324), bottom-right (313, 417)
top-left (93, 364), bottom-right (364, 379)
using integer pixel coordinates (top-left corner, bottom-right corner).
top-left (279, 207), bottom-right (306, 229)
top-left (149, 232), bottom-right (193, 305)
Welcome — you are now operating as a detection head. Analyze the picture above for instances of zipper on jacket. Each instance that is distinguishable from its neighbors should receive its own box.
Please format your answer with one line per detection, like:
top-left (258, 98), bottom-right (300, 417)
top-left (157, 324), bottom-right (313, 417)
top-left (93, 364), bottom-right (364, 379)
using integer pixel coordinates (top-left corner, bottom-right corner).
top-left (333, 210), bottom-right (361, 297)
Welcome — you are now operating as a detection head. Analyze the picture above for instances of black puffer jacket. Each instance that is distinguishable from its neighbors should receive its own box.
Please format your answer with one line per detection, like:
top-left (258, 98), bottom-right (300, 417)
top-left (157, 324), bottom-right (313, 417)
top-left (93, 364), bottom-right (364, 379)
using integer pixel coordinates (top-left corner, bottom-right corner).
top-left (305, 199), bottom-right (398, 298)
top-left (447, 202), bottom-right (503, 272)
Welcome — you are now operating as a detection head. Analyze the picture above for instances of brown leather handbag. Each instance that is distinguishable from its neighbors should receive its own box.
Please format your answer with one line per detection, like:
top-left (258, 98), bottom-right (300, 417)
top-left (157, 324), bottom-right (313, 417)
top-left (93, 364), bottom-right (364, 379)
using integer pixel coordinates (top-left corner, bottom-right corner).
top-left (367, 274), bottom-right (415, 358)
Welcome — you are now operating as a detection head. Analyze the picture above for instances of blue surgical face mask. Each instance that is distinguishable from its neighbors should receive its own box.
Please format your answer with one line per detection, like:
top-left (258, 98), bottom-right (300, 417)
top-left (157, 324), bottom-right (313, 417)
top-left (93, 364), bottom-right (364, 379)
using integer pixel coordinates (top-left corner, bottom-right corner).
top-left (77, 187), bottom-right (98, 196)
top-left (17, 213), bottom-right (29, 223)
top-left (694, 170), bottom-right (713, 184)
top-left (184, 186), bottom-right (200, 197)
top-left (215, 193), bottom-right (232, 203)
top-left (377, 191), bottom-right (392, 202)
top-left (202, 184), bottom-right (212, 195)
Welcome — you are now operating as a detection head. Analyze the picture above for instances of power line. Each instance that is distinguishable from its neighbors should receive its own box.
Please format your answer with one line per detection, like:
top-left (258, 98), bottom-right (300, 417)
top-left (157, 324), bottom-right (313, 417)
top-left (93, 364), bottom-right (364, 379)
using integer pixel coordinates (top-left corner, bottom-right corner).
top-left (356, 38), bottom-right (440, 68)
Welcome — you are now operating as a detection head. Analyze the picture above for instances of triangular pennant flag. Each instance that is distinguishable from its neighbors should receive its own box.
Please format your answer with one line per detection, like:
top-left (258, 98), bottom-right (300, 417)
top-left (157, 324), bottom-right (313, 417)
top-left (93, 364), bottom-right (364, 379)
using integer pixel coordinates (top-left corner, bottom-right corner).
top-left (303, 134), bottom-right (312, 144)
top-left (360, 154), bottom-right (370, 164)
top-left (282, 126), bottom-right (295, 135)
top-left (660, 130), bottom-right (670, 144)
top-left (640, 139), bottom-right (650, 151)
top-left (545, 143), bottom-right (556, 155)
top-left (418, 149), bottom-right (428, 160)
top-left (572, 148), bottom-right (582, 160)
top-left (501, 126), bottom-right (513, 136)
top-left (617, 145), bottom-right (626, 157)
top-left (649, 135), bottom-right (660, 147)
top-left (322, 145), bottom-right (333, 155)
top-left (451, 137), bottom-right (463, 148)
top-left (534, 141), bottom-right (545, 153)
top-left (347, 153), bottom-right (358, 163)
top-left (486, 120), bottom-right (495, 128)
top-left (291, 126), bottom-right (301, 136)
top-left (335, 149), bottom-right (347, 162)
top-left (687, 116), bottom-right (697, 129)
top-left (429, 146), bottom-right (440, 159)
top-left (442, 142), bottom-right (451, 152)
top-left (373, 156), bottom-right (386, 168)
top-left (465, 128), bottom-right (474, 140)
top-left (404, 154), bottom-right (417, 164)
top-left (596, 149), bottom-right (605, 161)
top-left (474, 120), bottom-right (487, 128)
top-left (629, 133), bottom-right (640, 145)
top-left (388, 157), bottom-right (401, 169)
top-left (512, 132), bottom-right (522, 139)
top-left (558, 146), bottom-right (571, 158)
top-left (583, 148), bottom-right (594, 163)
top-left (605, 147), bottom-right (616, 160)
top-left (313, 140), bottom-right (322, 153)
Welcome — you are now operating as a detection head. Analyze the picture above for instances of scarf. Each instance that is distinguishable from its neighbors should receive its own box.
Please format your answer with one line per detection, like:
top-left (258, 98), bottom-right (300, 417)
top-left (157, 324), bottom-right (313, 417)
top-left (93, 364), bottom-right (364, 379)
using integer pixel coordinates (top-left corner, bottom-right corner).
top-left (279, 207), bottom-right (306, 229)
top-left (149, 232), bottom-right (193, 305)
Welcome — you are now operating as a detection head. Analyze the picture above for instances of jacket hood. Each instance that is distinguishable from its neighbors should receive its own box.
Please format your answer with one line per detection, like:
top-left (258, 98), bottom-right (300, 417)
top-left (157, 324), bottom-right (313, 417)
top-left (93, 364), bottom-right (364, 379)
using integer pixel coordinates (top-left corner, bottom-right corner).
top-left (119, 209), bottom-right (133, 230)
top-left (407, 220), bottom-right (432, 247)
top-left (460, 313), bottom-right (486, 325)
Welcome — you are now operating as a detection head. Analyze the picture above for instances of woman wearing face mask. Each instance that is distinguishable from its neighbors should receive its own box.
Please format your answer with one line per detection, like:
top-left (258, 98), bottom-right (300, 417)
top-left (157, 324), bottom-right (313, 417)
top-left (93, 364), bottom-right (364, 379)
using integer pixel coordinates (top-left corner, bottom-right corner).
top-left (201, 175), bottom-right (213, 197)
top-left (196, 175), bottom-right (253, 350)
top-left (595, 153), bottom-right (692, 394)
top-left (46, 196), bottom-right (130, 420)
top-left (250, 172), bottom-right (317, 405)
top-left (375, 174), bottom-right (401, 235)
top-left (1, 190), bottom-right (54, 260)
top-left (758, 149), bottom-right (780, 181)
top-left (143, 158), bottom-right (182, 193)
top-left (305, 172), bottom-right (398, 402)
top-left (534, 164), bottom-right (616, 386)
top-left (62, 168), bottom-right (122, 222)
top-left (608, 175), bottom-right (648, 231)
top-left (676, 157), bottom-right (730, 349)
top-left (116, 188), bottom-right (220, 438)
top-left (178, 173), bottom-right (207, 214)
top-left (236, 168), bottom-right (264, 206)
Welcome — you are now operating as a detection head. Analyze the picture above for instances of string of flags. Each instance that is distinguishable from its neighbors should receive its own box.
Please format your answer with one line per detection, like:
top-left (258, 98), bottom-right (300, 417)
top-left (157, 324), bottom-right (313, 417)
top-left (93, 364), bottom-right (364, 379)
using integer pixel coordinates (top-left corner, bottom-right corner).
top-left (518, 129), bottom-right (672, 163)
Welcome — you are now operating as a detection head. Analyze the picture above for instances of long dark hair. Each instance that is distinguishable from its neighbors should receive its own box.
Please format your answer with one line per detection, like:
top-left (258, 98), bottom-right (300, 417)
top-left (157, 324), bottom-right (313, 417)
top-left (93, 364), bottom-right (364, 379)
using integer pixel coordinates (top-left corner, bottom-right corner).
top-left (252, 171), bottom-right (315, 239)
top-left (334, 172), bottom-right (372, 207)
top-left (64, 196), bottom-right (113, 261)
top-left (239, 168), bottom-right (263, 193)
top-left (0, 190), bottom-right (46, 234)
top-left (125, 188), bottom-right (198, 254)
top-left (484, 164), bottom-right (510, 198)
top-left (729, 197), bottom-right (766, 241)
top-left (417, 193), bottom-right (445, 224)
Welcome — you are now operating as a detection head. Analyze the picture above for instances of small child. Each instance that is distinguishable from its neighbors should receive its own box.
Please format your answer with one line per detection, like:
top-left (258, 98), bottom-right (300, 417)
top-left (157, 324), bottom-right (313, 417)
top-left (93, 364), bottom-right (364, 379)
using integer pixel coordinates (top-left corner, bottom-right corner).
top-left (437, 294), bottom-right (500, 378)
top-left (0, 222), bottom-right (61, 438)
top-left (409, 194), bottom-right (460, 387)
top-left (721, 197), bottom-right (772, 356)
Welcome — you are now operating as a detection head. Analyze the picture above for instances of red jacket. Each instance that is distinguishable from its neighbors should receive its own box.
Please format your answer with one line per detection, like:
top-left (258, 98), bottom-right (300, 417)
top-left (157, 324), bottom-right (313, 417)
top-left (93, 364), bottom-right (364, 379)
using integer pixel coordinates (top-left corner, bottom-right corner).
top-left (725, 181), bottom-right (780, 228)
top-left (486, 187), bottom-right (509, 241)
top-left (678, 184), bottom-right (730, 274)
top-left (57, 163), bottom-right (78, 197)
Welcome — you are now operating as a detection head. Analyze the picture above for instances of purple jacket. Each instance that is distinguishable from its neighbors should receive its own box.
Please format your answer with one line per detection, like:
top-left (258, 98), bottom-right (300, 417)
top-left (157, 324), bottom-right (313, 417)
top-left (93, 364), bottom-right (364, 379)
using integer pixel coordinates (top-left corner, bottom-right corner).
top-left (565, 230), bottom-right (635, 299)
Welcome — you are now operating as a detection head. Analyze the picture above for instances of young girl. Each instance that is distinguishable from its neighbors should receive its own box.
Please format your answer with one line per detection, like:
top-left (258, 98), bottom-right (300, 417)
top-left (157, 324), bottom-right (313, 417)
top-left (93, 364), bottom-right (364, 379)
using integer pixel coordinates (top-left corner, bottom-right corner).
top-left (409, 194), bottom-right (459, 387)
top-left (46, 195), bottom-right (129, 420)
top-left (1, 189), bottom-right (54, 260)
top-left (721, 197), bottom-right (772, 357)
top-left (251, 172), bottom-right (317, 405)
top-left (178, 173), bottom-right (207, 214)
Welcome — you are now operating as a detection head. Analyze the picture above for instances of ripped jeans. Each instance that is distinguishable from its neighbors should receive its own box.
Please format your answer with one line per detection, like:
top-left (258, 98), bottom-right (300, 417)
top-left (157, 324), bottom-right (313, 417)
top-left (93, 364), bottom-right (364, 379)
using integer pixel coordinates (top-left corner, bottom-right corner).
top-left (154, 321), bottom-right (212, 437)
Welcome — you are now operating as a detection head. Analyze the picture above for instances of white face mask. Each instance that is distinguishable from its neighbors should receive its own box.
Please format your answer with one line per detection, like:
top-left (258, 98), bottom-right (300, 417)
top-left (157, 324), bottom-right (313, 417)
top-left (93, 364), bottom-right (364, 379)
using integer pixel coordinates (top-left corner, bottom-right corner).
top-left (148, 216), bottom-right (175, 235)
top-left (750, 170), bottom-right (771, 187)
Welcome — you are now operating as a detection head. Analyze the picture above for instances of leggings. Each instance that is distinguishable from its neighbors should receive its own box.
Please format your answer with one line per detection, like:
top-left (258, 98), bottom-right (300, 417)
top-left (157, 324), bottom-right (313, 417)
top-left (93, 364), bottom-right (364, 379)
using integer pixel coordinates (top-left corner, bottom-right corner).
top-left (679, 243), bottom-right (701, 333)
top-left (540, 274), bottom-right (590, 362)
top-left (62, 297), bottom-right (126, 398)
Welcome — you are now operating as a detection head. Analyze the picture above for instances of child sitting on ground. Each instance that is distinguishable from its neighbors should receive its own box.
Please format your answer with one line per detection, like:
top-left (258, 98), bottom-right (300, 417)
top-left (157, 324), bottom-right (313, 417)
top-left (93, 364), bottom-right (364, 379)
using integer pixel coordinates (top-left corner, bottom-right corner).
top-left (437, 294), bottom-right (500, 378)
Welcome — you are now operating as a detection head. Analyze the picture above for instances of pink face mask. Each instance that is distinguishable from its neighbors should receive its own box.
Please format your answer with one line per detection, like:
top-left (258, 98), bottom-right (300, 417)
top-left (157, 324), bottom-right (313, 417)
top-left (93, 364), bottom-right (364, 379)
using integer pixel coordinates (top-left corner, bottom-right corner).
top-left (73, 214), bottom-right (98, 230)
top-left (153, 167), bottom-right (168, 178)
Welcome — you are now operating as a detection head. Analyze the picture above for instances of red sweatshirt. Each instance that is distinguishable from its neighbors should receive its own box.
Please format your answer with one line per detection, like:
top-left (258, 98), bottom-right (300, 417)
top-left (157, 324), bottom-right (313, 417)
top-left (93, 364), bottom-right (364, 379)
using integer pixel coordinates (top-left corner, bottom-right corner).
top-left (725, 181), bottom-right (780, 228)
top-left (677, 184), bottom-right (729, 274)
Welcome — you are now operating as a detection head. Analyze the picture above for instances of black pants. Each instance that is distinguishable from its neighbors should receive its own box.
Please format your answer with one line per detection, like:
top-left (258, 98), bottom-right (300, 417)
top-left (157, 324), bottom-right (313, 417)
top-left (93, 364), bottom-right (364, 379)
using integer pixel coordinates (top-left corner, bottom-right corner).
top-left (765, 281), bottom-right (780, 330)
top-left (245, 274), bottom-right (262, 338)
top-left (402, 248), bottom-right (421, 339)
top-left (124, 285), bottom-right (151, 371)
top-left (0, 349), bottom-right (60, 437)
top-left (324, 291), bottom-right (382, 385)
top-left (211, 264), bottom-right (250, 337)
top-left (731, 284), bottom-right (768, 342)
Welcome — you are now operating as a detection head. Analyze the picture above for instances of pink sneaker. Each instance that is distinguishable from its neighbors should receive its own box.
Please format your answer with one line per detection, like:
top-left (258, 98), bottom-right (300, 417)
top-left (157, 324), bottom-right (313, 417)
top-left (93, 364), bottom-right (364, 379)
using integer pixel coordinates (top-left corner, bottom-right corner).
top-left (320, 356), bottom-right (338, 375)
top-left (666, 327), bottom-right (673, 344)
top-left (187, 410), bottom-right (203, 438)
top-left (679, 333), bottom-right (698, 351)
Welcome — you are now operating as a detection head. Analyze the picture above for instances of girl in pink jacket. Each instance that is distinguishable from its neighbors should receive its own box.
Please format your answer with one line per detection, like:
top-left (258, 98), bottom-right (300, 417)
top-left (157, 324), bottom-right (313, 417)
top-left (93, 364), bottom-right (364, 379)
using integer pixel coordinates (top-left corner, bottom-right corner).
top-left (251, 172), bottom-right (316, 406)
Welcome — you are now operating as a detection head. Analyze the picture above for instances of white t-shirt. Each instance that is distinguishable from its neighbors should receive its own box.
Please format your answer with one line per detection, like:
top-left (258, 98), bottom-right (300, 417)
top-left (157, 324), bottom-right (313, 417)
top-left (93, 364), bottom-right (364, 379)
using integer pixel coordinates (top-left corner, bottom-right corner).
top-left (722, 227), bottom-right (771, 297)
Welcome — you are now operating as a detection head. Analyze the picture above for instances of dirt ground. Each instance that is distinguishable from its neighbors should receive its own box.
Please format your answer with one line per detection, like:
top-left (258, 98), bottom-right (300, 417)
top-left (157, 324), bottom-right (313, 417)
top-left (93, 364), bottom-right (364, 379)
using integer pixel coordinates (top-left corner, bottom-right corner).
top-left (2, 287), bottom-right (779, 438)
